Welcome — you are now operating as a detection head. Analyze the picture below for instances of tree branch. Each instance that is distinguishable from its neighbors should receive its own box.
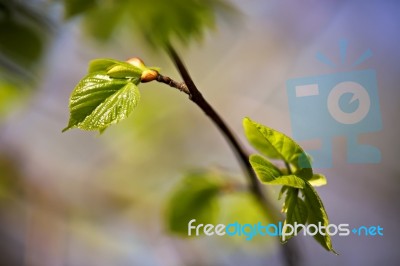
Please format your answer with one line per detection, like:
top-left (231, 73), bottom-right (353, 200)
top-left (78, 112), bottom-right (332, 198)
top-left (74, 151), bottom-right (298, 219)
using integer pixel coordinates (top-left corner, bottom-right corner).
top-left (161, 45), bottom-right (301, 265)
top-left (156, 74), bottom-right (190, 95)
top-left (163, 45), bottom-right (279, 219)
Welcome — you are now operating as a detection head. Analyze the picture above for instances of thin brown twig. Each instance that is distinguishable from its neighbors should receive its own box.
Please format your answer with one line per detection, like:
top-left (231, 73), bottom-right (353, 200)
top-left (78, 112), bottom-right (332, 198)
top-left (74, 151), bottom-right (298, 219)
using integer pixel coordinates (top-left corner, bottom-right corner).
top-left (159, 44), bottom-right (301, 266)
top-left (156, 74), bottom-right (190, 95)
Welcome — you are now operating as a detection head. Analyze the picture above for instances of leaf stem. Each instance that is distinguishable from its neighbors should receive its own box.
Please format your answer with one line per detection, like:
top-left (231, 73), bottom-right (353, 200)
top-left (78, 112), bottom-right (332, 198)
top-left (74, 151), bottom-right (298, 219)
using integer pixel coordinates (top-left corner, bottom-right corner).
top-left (161, 45), bottom-right (300, 266)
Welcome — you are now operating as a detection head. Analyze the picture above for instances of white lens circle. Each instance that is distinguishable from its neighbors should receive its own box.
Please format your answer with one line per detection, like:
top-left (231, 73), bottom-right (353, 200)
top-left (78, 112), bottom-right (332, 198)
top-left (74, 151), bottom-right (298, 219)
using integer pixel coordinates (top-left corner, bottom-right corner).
top-left (327, 81), bottom-right (370, 124)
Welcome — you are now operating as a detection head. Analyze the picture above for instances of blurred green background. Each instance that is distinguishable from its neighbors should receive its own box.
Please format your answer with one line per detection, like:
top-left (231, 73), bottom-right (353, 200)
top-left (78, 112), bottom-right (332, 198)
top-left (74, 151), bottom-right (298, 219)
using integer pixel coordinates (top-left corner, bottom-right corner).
top-left (0, 0), bottom-right (399, 265)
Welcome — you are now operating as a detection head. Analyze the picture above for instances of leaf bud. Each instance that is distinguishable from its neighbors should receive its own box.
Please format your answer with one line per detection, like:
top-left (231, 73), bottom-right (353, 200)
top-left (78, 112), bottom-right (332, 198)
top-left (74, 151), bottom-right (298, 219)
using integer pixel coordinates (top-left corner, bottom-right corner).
top-left (127, 57), bottom-right (145, 70)
top-left (141, 69), bottom-right (158, 83)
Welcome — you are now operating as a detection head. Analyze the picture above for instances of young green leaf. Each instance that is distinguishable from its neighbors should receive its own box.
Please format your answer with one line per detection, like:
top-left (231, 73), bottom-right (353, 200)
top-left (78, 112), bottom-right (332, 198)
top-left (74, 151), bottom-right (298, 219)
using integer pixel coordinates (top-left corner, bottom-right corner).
top-left (308, 174), bottom-right (327, 187)
top-left (303, 181), bottom-right (337, 254)
top-left (248, 154), bottom-right (281, 182)
top-left (88, 58), bottom-right (123, 73)
top-left (63, 73), bottom-right (140, 133)
top-left (268, 175), bottom-right (305, 189)
top-left (281, 188), bottom-right (308, 243)
top-left (278, 185), bottom-right (289, 201)
top-left (106, 65), bottom-right (141, 79)
top-left (250, 155), bottom-right (305, 188)
top-left (165, 172), bottom-right (222, 235)
top-left (88, 58), bottom-right (143, 78)
top-left (243, 117), bottom-right (313, 179)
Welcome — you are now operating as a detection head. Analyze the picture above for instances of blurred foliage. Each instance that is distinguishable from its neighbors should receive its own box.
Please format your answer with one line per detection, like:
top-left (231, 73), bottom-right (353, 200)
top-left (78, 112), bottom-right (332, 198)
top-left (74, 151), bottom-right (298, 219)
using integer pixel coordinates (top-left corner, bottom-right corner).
top-left (218, 191), bottom-right (272, 246)
top-left (63, 0), bottom-right (238, 48)
top-left (0, 0), bottom-right (54, 120)
top-left (165, 169), bottom-right (274, 243)
top-left (0, 80), bottom-right (23, 120)
top-left (166, 171), bottom-right (222, 234)
top-left (0, 153), bottom-right (22, 201)
top-left (0, 0), bottom-right (53, 80)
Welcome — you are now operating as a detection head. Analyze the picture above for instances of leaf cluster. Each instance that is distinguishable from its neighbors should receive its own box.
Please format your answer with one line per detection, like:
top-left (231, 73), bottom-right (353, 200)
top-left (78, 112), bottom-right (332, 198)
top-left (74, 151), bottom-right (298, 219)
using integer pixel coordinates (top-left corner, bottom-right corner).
top-left (243, 118), bottom-right (335, 253)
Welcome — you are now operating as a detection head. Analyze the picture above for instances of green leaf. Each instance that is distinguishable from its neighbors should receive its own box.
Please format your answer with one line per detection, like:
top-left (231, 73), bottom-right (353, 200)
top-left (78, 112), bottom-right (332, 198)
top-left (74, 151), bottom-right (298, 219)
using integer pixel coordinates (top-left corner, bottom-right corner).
top-left (308, 174), bottom-right (327, 187)
top-left (303, 181), bottom-right (337, 254)
top-left (282, 188), bottom-right (292, 213)
top-left (88, 58), bottom-right (143, 77)
top-left (278, 185), bottom-right (288, 201)
top-left (243, 117), bottom-right (312, 179)
top-left (250, 155), bottom-right (305, 188)
top-left (249, 154), bottom-right (281, 182)
top-left (107, 65), bottom-right (143, 79)
top-left (88, 58), bottom-right (123, 73)
top-left (63, 73), bottom-right (140, 132)
top-left (165, 172), bottom-right (222, 235)
top-left (281, 188), bottom-right (308, 243)
top-left (268, 175), bottom-right (305, 188)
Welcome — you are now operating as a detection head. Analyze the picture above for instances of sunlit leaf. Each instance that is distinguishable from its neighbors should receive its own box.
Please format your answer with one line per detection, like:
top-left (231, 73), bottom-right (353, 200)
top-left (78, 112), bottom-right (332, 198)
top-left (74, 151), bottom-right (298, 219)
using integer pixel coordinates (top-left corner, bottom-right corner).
top-left (243, 117), bottom-right (313, 179)
top-left (250, 155), bottom-right (305, 188)
top-left (308, 174), bottom-right (327, 187)
top-left (106, 64), bottom-right (143, 79)
top-left (303, 181), bottom-right (337, 254)
top-left (88, 58), bottom-right (128, 73)
top-left (281, 188), bottom-right (308, 242)
top-left (245, 118), bottom-right (333, 251)
top-left (269, 175), bottom-right (305, 188)
top-left (248, 155), bottom-right (281, 182)
top-left (63, 73), bottom-right (140, 132)
top-left (278, 185), bottom-right (288, 201)
top-left (88, 58), bottom-right (143, 77)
